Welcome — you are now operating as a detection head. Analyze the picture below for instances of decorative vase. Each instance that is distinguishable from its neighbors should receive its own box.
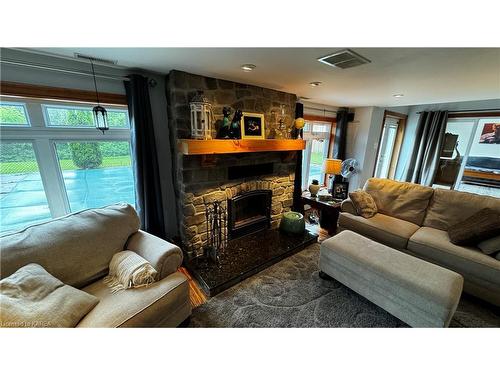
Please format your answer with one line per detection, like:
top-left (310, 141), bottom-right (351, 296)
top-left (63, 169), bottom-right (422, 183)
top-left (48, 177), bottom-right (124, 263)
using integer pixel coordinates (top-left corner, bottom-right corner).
top-left (309, 179), bottom-right (320, 197)
top-left (279, 211), bottom-right (305, 235)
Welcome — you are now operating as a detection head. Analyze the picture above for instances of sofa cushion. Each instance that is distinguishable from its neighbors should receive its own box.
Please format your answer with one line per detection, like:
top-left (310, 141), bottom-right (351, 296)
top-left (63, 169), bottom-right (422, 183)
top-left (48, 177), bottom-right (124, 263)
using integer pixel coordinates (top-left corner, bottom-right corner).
top-left (478, 235), bottom-right (500, 255)
top-left (423, 188), bottom-right (500, 231)
top-left (0, 203), bottom-right (140, 288)
top-left (447, 208), bottom-right (500, 246)
top-left (408, 227), bottom-right (500, 305)
top-left (349, 190), bottom-right (378, 218)
top-left (77, 271), bottom-right (190, 327)
top-left (338, 212), bottom-right (420, 249)
top-left (363, 178), bottom-right (434, 225)
top-left (0, 263), bottom-right (98, 328)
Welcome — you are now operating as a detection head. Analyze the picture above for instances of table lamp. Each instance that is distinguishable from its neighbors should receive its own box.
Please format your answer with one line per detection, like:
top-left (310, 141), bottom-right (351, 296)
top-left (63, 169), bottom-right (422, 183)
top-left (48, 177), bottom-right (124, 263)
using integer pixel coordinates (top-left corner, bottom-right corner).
top-left (323, 158), bottom-right (342, 193)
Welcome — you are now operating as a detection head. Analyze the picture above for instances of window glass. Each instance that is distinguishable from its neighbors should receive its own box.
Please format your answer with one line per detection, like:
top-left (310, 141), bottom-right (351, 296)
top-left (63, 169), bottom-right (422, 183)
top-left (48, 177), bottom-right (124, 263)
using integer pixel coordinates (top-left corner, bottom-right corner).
top-left (0, 142), bottom-right (51, 232)
top-left (54, 141), bottom-right (135, 211)
top-left (45, 105), bottom-right (129, 128)
top-left (0, 103), bottom-right (30, 126)
top-left (301, 120), bottom-right (333, 189)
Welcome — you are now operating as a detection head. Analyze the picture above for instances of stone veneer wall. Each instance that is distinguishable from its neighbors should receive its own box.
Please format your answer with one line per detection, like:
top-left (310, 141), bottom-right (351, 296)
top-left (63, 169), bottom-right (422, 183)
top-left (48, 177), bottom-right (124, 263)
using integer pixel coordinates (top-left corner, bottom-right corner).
top-left (166, 70), bottom-right (298, 258)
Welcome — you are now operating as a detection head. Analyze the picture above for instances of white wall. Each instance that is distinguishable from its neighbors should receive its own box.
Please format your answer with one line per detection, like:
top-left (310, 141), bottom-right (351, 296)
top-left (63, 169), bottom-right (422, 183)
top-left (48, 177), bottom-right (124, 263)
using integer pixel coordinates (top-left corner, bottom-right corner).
top-left (394, 98), bottom-right (500, 179)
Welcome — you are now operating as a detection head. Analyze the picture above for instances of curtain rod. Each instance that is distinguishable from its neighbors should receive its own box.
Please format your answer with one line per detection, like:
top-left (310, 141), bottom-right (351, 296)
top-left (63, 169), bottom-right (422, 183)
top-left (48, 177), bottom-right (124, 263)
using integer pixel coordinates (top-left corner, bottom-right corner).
top-left (0, 58), bottom-right (130, 82)
top-left (303, 106), bottom-right (338, 114)
top-left (416, 108), bottom-right (499, 114)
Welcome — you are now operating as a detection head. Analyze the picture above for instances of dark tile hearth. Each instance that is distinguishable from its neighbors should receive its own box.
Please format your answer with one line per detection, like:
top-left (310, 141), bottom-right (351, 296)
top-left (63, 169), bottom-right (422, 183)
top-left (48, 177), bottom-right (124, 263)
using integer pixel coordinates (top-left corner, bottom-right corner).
top-left (186, 229), bottom-right (318, 296)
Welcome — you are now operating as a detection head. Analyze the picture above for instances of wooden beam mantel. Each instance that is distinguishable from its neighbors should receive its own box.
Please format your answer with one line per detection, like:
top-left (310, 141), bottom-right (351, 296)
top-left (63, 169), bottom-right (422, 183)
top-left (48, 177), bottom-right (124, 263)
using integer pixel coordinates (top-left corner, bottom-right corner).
top-left (178, 139), bottom-right (306, 155)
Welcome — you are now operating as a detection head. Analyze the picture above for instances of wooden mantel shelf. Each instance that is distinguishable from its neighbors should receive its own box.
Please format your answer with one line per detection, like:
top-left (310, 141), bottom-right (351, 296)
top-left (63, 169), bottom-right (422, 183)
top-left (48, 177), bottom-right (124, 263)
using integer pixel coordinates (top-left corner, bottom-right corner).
top-left (178, 139), bottom-right (306, 155)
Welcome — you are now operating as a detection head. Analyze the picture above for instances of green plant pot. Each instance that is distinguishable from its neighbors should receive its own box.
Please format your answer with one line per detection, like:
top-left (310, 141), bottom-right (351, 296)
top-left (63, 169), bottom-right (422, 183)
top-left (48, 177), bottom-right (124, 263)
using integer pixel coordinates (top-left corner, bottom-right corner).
top-left (279, 211), bottom-right (305, 234)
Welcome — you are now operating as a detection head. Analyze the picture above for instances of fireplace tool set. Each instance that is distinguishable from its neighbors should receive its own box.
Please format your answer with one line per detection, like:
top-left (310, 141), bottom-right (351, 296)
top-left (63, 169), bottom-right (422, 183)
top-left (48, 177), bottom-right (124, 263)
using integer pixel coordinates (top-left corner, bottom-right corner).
top-left (202, 200), bottom-right (227, 265)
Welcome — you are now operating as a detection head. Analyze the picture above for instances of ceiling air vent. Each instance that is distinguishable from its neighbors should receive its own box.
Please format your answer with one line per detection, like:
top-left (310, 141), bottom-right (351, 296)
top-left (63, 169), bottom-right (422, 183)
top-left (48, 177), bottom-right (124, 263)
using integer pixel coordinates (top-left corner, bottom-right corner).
top-left (74, 53), bottom-right (117, 65)
top-left (318, 49), bottom-right (371, 69)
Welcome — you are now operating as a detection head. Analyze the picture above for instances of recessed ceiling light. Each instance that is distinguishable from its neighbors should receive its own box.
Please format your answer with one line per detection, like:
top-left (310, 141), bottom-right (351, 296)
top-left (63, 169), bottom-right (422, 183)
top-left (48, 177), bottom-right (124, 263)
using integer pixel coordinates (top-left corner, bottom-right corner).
top-left (393, 94), bottom-right (404, 98)
top-left (241, 64), bottom-right (256, 71)
top-left (309, 81), bottom-right (322, 87)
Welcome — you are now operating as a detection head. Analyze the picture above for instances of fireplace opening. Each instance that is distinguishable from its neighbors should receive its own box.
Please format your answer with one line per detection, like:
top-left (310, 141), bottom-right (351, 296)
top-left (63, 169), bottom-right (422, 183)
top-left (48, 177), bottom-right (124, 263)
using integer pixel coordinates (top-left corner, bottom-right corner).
top-left (227, 190), bottom-right (272, 239)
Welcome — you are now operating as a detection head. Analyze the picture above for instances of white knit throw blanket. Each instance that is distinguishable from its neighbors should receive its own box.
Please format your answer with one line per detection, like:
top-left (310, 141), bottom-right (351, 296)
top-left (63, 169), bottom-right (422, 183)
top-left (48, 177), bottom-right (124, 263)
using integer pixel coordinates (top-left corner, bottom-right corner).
top-left (103, 251), bottom-right (157, 293)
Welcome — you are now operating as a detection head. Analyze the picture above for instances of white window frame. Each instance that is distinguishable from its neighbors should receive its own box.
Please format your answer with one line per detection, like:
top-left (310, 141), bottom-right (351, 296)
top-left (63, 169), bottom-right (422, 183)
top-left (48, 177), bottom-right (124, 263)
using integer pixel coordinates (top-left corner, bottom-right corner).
top-left (0, 96), bottom-right (132, 222)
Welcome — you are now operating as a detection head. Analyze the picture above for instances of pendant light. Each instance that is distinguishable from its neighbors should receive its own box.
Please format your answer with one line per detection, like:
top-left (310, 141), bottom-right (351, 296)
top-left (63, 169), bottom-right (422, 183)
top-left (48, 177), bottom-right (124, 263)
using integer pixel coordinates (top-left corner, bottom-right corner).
top-left (90, 58), bottom-right (108, 134)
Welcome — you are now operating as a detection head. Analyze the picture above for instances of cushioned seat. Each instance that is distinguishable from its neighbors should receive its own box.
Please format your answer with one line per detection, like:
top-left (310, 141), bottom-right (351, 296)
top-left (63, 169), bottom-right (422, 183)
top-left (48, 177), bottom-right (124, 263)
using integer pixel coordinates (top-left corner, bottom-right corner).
top-left (77, 272), bottom-right (190, 328)
top-left (408, 227), bottom-right (500, 305)
top-left (338, 212), bottom-right (420, 249)
top-left (320, 230), bottom-right (464, 327)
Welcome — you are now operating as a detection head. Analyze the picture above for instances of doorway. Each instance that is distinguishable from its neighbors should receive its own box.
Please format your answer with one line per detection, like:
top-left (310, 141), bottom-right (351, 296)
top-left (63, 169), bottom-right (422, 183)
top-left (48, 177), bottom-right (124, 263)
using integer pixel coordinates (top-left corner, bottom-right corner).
top-left (373, 111), bottom-right (407, 179)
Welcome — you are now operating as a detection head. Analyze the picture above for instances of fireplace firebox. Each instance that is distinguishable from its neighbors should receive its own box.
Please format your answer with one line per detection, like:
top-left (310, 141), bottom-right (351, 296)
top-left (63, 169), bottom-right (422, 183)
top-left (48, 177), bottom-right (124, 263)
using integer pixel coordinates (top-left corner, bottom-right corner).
top-left (227, 190), bottom-right (272, 239)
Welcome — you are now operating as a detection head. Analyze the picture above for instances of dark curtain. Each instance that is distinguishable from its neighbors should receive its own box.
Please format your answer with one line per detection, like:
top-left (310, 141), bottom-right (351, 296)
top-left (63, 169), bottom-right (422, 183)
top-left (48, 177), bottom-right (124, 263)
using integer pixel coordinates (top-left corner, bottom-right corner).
top-left (292, 102), bottom-right (304, 213)
top-left (125, 74), bottom-right (166, 238)
top-left (332, 109), bottom-right (349, 182)
top-left (403, 110), bottom-right (449, 186)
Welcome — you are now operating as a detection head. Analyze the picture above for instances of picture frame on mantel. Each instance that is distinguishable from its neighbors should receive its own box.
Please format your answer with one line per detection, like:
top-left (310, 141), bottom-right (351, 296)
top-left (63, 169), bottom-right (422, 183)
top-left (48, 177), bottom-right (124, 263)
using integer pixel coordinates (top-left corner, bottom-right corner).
top-left (241, 112), bottom-right (265, 139)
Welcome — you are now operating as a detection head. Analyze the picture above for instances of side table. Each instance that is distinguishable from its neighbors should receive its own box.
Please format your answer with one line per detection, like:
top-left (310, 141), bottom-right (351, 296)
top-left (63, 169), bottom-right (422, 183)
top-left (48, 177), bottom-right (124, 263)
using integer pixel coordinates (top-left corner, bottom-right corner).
top-left (300, 192), bottom-right (342, 235)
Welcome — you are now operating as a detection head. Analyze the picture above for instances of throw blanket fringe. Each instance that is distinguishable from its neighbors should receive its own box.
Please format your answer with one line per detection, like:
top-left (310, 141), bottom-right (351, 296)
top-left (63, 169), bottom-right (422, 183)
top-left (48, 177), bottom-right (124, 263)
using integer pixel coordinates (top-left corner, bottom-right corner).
top-left (103, 251), bottom-right (157, 293)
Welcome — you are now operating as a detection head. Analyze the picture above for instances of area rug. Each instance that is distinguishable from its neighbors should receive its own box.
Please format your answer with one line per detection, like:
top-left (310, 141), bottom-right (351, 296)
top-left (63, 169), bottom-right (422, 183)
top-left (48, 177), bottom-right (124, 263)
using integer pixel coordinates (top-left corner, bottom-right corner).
top-left (189, 243), bottom-right (500, 328)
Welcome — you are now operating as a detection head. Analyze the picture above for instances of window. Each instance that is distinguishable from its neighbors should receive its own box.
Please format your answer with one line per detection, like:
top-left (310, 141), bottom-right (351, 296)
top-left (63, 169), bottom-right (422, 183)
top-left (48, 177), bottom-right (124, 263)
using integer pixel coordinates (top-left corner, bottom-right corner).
top-left (55, 141), bottom-right (135, 211)
top-left (434, 116), bottom-right (500, 198)
top-left (0, 96), bottom-right (135, 233)
top-left (301, 119), bottom-right (335, 189)
top-left (0, 102), bottom-right (30, 126)
top-left (0, 142), bottom-right (51, 232)
top-left (44, 105), bottom-right (129, 128)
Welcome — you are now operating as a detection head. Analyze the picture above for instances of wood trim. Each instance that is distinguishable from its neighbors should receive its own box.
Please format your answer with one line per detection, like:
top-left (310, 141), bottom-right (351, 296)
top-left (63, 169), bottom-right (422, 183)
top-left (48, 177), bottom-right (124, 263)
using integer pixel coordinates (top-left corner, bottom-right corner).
top-left (448, 112), bottom-right (500, 119)
top-left (384, 110), bottom-right (408, 119)
top-left (178, 139), bottom-right (306, 155)
top-left (0, 81), bottom-right (127, 106)
top-left (303, 114), bottom-right (337, 123)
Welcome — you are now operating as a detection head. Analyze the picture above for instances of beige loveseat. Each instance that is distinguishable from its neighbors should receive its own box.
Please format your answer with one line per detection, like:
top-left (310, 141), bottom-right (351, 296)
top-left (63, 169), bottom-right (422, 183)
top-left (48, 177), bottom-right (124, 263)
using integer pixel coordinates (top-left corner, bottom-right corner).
top-left (0, 203), bottom-right (191, 327)
top-left (339, 178), bottom-right (500, 306)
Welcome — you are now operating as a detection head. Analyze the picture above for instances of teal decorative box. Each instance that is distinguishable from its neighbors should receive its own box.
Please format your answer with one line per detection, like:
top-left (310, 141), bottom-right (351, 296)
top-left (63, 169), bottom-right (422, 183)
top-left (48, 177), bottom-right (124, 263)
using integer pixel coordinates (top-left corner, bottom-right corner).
top-left (279, 211), bottom-right (305, 234)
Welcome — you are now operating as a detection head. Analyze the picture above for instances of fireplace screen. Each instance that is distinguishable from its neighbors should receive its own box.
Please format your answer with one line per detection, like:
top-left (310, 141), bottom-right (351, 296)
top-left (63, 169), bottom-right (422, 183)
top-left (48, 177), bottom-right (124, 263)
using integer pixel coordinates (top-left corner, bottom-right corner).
top-left (227, 190), bottom-right (272, 239)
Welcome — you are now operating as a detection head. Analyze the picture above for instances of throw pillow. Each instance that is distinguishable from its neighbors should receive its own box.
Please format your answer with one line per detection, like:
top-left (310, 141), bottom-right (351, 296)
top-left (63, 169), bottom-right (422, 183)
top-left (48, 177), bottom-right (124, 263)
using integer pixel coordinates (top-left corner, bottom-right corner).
top-left (103, 250), bottom-right (157, 293)
top-left (447, 208), bottom-right (500, 246)
top-left (349, 190), bottom-right (378, 219)
top-left (0, 263), bottom-right (99, 328)
top-left (477, 235), bottom-right (500, 256)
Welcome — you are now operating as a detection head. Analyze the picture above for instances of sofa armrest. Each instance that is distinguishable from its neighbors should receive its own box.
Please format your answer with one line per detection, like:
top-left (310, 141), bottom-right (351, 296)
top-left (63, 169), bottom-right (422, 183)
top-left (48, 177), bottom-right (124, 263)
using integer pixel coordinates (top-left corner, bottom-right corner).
top-left (341, 198), bottom-right (358, 215)
top-left (126, 230), bottom-right (183, 280)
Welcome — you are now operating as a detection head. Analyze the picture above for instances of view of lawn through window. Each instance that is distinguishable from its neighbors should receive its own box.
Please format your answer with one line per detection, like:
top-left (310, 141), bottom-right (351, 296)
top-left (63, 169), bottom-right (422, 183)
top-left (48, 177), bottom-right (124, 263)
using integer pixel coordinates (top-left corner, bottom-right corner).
top-left (0, 99), bottom-right (135, 233)
top-left (45, 106), bottom-right (129, 128)
top-left (0, 103), bottom-right (29, 125)
top-left (55, 141), bottom-right (135, 212)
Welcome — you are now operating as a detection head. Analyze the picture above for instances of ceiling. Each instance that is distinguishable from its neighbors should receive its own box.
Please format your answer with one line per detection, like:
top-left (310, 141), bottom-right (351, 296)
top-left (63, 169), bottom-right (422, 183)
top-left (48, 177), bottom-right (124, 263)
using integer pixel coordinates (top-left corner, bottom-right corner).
top-left (28, 48), bottom-right (500, 108)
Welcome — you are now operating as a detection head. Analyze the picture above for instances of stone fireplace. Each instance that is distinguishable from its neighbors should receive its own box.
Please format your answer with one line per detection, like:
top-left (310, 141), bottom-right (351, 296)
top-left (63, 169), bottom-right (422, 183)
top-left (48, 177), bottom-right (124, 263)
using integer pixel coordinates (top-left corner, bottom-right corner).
top-left (166, 70), bottom-right (298, 258)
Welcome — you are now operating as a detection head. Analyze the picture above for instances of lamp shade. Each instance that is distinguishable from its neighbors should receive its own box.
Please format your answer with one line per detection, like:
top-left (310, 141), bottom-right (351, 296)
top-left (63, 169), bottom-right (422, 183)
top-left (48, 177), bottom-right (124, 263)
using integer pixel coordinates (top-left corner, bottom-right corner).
top-left (324, 158), bottom-right (342, 175)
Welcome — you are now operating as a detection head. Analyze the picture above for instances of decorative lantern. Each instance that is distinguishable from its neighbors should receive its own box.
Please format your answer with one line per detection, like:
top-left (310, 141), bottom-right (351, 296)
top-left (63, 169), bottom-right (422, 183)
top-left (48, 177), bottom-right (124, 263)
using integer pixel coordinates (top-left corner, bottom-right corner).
top-left (190, 91), bottom-right (213, 139)
top-left (89, 59), bottom-right (108, 134)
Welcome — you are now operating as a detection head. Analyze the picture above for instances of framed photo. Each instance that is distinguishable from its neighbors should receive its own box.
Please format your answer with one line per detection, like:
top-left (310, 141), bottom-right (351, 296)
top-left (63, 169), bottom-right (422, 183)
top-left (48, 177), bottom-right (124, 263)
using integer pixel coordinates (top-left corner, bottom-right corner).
top-left (332, 181), bottom-right (349, 200)
top-left (479, 123), bottom-right (500, 144)
top-left (241, 112), bottom-right (265, 139)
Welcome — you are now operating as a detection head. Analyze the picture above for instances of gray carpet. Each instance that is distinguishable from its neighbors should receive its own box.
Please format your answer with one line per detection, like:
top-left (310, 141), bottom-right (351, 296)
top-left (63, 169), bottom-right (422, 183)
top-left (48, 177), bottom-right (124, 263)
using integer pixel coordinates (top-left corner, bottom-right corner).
top-left (189, 243), bottom-right (500, 328)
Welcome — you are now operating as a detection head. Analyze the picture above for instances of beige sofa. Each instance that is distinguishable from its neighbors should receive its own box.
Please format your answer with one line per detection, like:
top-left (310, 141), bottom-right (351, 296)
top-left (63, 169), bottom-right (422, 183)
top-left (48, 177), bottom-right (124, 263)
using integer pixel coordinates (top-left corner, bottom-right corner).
top-left (339, 178), bottom-right (500, 306)
top-left (0, 203), bottom-right (192, 327)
